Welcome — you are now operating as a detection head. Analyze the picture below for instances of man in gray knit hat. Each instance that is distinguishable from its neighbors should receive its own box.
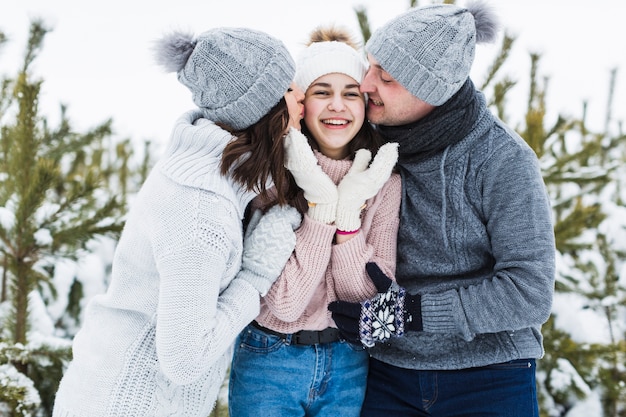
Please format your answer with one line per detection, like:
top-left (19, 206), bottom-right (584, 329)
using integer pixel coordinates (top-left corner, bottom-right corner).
top-left (329, 2), bottom-right (555, 416)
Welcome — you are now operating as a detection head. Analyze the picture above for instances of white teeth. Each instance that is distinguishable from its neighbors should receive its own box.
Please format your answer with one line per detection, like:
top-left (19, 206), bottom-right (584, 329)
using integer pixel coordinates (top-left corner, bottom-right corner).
top-left (372, 99), bottom-right (383, 106)
top-left (322, 119), bottom-right (348, 125)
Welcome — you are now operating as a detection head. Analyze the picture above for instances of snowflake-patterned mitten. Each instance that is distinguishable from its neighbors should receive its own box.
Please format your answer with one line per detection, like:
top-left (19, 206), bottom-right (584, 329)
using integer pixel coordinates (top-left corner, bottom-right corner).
top-left (329, 262), bottom-right (422, 347)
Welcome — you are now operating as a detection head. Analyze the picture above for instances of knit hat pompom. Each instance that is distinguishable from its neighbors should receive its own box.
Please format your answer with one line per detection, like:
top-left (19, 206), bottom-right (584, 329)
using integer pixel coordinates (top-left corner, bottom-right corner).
top-left (295, 26), bottom-right (367, 93)
top-left (153, 31), bottom-right (196, 73)
top-left (468, 0), bottom-right (500, 43)
top-left (306, 26), bottom-right (360, 49)
top-left (153, 27), bottom-right (295, 130)
top-left (366, 1), bottom-right (500, 106)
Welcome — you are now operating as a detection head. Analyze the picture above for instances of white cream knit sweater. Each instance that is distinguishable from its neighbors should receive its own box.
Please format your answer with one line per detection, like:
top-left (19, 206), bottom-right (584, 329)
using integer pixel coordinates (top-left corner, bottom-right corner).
top-left (53, 110), bottom-right (266, 417)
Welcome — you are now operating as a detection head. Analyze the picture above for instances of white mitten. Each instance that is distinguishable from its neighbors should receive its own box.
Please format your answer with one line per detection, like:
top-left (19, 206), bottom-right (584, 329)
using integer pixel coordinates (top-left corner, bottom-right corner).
top-left (283, 128), bottom-right (337, 224)
top-left (336, 143), bottom-right (399, 232)
top-left (238, 205), bottom-right (301, 296)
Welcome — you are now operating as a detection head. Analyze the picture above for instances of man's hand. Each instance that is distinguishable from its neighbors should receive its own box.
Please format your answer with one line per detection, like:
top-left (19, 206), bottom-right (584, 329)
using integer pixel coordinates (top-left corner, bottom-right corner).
top-left (329, 262), bottom-right (422, 347)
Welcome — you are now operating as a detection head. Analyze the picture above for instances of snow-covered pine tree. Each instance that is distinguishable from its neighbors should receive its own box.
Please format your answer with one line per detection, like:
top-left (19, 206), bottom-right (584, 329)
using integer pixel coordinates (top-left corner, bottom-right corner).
top-left (511, 54), bottom-right (626, 417)
top-left (0, 21), bottom-right (152, 416)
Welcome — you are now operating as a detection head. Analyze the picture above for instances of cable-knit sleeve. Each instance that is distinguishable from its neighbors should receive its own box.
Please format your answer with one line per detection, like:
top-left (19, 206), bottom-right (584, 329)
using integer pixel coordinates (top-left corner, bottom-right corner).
top-left (331, 173), bottom-right (402, 302)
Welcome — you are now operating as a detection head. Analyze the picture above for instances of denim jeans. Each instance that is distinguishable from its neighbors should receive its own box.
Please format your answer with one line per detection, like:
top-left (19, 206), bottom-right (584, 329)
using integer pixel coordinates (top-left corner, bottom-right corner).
top-left (361, 357), bottom-right (539, 417)
top-left (228, 323), bottom-right (368, 417)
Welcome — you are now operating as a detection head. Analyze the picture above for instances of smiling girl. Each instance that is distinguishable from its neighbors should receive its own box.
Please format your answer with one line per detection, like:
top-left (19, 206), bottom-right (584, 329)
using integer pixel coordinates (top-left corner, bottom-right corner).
top-left (228, 27), bottom-right (401, 417)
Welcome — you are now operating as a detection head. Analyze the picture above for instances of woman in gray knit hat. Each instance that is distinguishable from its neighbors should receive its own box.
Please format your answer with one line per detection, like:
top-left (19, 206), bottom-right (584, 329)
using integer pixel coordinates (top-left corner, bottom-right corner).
top-left (52, 27), bottom-right (304, 417)
top-left (329, 2), bottom-right (555, 416)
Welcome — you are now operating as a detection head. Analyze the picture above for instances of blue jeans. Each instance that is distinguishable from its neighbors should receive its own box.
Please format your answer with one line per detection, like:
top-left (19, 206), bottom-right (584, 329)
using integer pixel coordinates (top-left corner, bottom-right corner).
top-left (361, 357), bottom-right (539, 417)
top-left (229, 323), bottom-right (368, 417)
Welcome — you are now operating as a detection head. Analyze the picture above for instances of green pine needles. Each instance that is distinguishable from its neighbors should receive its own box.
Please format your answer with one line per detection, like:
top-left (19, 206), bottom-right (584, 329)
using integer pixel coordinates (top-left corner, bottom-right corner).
top-left (0, 21), bottom-right (153, 416)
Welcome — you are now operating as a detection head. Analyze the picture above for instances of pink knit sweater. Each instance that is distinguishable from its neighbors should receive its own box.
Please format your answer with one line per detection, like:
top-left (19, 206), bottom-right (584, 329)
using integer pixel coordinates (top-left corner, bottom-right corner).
top-left (255, 150), bottom-right (401, 333)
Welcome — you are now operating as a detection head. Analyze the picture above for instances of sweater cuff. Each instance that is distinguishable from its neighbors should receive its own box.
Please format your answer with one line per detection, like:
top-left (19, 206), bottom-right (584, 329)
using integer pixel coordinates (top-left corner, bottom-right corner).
top-left (421, 290), bottom-right (474, 341)
top-left (331, 232), bottom-right (367, 269)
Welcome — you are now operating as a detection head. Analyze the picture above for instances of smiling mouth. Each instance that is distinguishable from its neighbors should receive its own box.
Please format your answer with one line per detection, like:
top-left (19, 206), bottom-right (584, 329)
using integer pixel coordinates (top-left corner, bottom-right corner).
top-left (322, 119), bottom-right (349, 126)
top-left (370, 98), bottom-right (383, 106)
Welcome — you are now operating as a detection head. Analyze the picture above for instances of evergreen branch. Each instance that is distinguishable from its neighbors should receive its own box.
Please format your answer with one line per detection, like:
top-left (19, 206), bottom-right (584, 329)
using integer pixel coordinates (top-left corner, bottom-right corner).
top-left (0, 341), bottom-right (72, 365)
top-left (48, 197), bottom-right (124, 256)
top-left (553, 200), bottom-right (605, 253)
top-left (0, 79), bottom-right (12, 119)
top-left (21, 20), bottom-right (49, 74)
top-left (480, 32), bottom-right (514, 92)
top-left (12, 161), bottom-right (59, 252)
top-left (354, 6), bottom-right (371, 45)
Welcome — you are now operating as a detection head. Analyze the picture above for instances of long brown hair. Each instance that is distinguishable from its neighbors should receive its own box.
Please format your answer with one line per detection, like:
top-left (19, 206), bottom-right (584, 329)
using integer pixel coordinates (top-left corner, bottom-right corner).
top-left (219, 98), bottom-right (299, 206)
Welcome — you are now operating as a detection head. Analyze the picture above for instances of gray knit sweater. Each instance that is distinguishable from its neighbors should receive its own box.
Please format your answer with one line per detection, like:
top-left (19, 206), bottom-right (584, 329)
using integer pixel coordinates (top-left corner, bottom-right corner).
top-left (369, 91), bottom-right (556, 370)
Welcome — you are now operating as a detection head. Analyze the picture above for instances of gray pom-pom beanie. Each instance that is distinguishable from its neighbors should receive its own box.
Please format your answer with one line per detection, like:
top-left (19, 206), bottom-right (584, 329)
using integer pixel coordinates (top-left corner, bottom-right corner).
top-left (366, 1), bottom-right (499, 106)
top-left (154, 27), bottom-right (295, 130)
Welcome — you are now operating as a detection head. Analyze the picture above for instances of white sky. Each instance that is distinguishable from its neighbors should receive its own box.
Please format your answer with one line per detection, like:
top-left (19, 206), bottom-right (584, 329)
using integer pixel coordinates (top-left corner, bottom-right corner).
top-left (1, 0), bottom-right (624, 152)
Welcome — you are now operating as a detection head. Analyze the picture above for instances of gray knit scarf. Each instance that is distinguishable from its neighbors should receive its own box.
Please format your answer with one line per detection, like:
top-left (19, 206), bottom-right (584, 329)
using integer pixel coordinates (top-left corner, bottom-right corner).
top-left (377, 78), bottom-right (479, 164)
